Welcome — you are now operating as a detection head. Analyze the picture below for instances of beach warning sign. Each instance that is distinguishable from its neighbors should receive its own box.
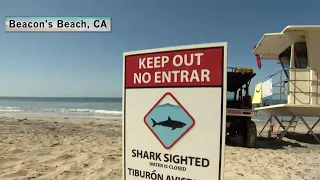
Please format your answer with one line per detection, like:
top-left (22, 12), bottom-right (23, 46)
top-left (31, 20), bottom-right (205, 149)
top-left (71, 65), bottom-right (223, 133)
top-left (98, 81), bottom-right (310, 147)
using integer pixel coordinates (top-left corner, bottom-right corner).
top-left (123, 43), bottom-right (227, 180)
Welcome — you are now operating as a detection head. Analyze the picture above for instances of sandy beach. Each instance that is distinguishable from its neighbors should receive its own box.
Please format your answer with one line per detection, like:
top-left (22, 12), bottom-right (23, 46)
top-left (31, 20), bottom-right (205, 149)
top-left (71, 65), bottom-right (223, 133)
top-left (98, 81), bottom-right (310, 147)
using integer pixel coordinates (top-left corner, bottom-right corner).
top-left (0, 115), bottom-right (319, 180)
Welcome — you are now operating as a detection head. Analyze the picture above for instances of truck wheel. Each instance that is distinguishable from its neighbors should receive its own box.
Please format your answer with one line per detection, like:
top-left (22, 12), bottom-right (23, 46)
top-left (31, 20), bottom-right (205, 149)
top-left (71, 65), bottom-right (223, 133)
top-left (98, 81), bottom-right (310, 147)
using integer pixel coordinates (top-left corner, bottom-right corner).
top-left (245, 120), bottom-right (257, 148)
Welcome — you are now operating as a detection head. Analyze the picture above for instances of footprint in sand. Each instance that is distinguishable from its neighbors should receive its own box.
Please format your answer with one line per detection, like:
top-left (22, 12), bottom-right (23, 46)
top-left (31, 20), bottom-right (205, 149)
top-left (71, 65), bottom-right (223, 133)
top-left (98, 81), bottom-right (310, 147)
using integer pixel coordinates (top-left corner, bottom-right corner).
top-left (44, 154), bottom-right (75, 165)
top-left (9, 148), bottom-right (24, 154)
top-left (3, 169), bottom-right (29, 178)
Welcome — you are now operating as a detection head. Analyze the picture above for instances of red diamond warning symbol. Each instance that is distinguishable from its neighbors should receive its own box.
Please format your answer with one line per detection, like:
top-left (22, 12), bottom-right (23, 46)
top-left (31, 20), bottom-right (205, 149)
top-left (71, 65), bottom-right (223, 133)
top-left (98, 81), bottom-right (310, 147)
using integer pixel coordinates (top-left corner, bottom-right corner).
top-left (144, 92), bottom-right (195, 149)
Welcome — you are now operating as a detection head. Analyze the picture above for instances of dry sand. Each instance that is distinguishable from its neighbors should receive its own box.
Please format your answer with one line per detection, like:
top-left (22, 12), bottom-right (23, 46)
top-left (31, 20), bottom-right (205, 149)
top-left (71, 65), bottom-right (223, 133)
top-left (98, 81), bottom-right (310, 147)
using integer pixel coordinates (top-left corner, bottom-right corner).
top-left (0, 115), bottom-right (319, 180)
top-left (225, 123), bottom-right (320, 180)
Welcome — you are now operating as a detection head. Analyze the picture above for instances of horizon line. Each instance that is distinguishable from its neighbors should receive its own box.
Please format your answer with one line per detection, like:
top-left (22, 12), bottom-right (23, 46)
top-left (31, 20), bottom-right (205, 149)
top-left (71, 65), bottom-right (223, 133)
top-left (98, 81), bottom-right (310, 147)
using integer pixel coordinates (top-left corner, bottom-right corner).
top-left (0, 96), bottom-right (122, 98)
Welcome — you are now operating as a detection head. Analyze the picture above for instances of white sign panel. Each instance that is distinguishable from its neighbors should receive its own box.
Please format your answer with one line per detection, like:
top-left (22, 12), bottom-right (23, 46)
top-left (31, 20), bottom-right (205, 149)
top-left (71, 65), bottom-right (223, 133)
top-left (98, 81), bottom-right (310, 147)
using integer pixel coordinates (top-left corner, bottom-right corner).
top-left (262, 77), bottom-right (273, 98)
top-left (123, 43), bottom-right (227, 180)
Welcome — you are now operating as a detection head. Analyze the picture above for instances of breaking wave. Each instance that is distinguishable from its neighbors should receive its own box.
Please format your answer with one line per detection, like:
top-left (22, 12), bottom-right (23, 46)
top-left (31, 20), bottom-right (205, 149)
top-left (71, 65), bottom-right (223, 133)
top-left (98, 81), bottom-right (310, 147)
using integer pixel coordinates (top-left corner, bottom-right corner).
top-left (0, 106), bottom-right (122, 116)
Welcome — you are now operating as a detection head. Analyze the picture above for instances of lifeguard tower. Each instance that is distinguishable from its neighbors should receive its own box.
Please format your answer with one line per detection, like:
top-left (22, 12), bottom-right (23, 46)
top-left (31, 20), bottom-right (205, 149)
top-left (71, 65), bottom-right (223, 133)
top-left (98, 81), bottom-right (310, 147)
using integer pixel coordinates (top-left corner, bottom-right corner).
top-left (252, 25), bottom-right (320, 143)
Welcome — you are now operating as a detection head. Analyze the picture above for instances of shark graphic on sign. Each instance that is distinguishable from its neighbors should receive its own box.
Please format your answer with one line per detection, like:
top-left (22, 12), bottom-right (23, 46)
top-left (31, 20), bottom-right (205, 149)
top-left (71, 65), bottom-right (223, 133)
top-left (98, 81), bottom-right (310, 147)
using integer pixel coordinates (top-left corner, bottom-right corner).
top-left (151, 116), bottom-right (186, 130)
top-left (144, 92), bottom-right (195, 149)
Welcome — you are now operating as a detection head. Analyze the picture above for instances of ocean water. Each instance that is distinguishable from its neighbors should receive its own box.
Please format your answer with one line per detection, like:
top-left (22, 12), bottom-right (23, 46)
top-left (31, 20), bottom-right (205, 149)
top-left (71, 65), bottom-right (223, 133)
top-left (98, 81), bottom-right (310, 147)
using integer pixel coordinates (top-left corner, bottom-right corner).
top-left (0, 97), bottom-right (122, 117)
top-left (0, 96), bottom-right (319, 124)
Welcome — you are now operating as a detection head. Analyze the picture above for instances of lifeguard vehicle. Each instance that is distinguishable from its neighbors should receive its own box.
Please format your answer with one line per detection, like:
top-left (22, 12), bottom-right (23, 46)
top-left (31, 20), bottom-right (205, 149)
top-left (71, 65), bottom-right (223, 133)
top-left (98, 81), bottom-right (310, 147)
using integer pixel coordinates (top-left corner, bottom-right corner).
top-left (226, 67), bottom-right (256, 148)
top-left (252, 25), bottom-right (320, 143)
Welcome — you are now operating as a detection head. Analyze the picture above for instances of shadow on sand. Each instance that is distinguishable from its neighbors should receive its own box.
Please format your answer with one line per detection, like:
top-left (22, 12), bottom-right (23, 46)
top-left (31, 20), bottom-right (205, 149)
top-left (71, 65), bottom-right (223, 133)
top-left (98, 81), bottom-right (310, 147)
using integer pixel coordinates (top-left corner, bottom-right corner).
top-left (255, 136), bottom-right (306, 149)
top-left (226, 136), bottom-right (307, 150)
top-left (283, 132), bottom-right (320, 144)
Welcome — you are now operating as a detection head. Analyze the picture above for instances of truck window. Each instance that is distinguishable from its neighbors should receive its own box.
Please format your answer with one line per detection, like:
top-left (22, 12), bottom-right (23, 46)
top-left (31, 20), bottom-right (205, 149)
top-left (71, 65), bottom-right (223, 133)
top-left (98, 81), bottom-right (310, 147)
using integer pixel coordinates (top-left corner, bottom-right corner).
top-left (227, 91), bottom-right (235, 100)
top-left (294, 42), bottom-right (308, 69)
